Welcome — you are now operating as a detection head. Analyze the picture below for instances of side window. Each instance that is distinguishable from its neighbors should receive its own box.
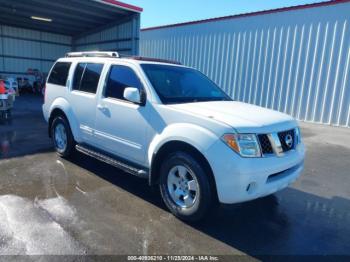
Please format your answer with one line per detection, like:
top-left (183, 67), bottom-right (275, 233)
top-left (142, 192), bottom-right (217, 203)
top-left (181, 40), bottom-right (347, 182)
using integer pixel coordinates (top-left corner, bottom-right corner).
top-left (48, 62), bottom-right (71, 86)
top-left (104, 65), bottom-right (142, 100)
top-left (72, 63), bottom-right (85, 91)
top-left (72, 63), bottom-right (103, 94)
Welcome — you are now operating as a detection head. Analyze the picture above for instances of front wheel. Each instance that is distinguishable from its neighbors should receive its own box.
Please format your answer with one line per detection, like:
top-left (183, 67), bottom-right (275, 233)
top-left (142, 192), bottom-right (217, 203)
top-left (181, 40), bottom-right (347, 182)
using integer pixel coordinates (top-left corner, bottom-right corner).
top-left (51, 116), bottom-right (75, 158)
top-left (159, 152), bottom-right (214, 222)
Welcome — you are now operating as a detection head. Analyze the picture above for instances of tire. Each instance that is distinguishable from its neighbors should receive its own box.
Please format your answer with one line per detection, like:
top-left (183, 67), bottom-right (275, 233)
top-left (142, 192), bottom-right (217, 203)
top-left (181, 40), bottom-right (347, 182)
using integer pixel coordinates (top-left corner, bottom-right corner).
top-left (159, 152), bottom-right (214, 222)
top-left (51, 116), bottom-right (75, 158)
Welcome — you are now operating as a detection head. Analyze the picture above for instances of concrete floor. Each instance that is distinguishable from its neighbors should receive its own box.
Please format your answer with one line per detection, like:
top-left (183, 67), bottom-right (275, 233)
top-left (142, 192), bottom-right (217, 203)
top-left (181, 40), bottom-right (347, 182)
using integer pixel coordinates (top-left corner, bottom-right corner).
top-left (0, 95), bottom-right (350, 257)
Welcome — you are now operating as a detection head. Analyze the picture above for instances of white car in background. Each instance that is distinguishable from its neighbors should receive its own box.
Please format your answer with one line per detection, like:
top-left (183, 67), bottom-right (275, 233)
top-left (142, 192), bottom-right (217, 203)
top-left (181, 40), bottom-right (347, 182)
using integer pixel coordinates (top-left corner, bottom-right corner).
top-left (5, 79), bottom-right (18, 95)
top-left (4, 79), bottom-right (17, 101)
top-left (42, 52), bottom-right (305, 221)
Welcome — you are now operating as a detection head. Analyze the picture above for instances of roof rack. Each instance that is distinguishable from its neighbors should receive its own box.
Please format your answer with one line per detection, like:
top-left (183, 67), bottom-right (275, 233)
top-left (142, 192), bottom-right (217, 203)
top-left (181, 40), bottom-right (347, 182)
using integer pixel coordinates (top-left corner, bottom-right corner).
top-left (65, 51), bottom-right (119, 58)
top-left (119, 54), bottom-right (182, 65)
top-left (64, 52), bottom-right (181, 65)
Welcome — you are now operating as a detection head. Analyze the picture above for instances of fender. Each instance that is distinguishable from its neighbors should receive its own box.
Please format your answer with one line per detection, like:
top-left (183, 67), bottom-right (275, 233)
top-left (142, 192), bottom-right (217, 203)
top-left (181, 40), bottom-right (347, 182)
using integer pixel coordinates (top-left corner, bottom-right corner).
top-left (49, 97), bottom-right (81, 142)
top-left (147, 123), bottom-right (218, 166)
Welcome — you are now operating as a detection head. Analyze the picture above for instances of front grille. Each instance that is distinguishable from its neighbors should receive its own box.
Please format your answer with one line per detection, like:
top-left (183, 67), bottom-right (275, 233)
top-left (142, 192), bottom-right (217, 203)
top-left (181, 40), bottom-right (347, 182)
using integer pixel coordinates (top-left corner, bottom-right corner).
top-left (258, 134), bottom-right (273, 154)
top-left (258, 129), bottom-right (296, 156)
top-left (278, 129), bottom-right (295, 152)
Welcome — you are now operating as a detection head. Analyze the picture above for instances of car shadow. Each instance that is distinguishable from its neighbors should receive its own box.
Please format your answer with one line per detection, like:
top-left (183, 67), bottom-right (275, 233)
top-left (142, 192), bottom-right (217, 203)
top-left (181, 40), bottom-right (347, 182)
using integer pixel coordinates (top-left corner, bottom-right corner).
top-left (69, 152), bottom-right (165, 208)
top-left (68, 151), bottom-right (350, 257)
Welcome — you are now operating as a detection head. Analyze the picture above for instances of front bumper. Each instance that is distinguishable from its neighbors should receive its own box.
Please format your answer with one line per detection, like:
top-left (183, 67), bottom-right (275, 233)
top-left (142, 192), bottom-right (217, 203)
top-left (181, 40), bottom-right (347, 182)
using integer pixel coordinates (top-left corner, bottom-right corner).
top-left (204, 140), bottom-right (305, 204)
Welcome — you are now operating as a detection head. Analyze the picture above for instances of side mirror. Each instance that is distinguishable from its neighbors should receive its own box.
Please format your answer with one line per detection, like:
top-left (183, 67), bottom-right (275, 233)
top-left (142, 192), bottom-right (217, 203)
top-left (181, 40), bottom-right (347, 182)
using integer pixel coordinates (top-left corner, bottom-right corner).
top-left (123, 87), bottom-right (145, 105)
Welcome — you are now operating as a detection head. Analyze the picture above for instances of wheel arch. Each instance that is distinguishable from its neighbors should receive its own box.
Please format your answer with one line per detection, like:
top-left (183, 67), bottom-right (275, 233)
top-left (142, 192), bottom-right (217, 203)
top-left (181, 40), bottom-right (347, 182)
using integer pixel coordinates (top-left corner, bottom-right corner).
top-left (48, 98), bottom-right (79, 141)
top-left (150, 140), bottom-right (219, 203)
top-left (48, 108), bottom-right (67, 137)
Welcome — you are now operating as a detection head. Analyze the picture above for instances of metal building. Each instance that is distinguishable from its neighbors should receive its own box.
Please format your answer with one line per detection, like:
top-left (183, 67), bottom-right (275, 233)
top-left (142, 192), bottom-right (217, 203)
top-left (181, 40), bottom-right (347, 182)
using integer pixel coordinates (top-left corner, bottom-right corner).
top-left (140, 0), bottom-right (350, 128)
top-left (0, 0), bottom-right (142, 76)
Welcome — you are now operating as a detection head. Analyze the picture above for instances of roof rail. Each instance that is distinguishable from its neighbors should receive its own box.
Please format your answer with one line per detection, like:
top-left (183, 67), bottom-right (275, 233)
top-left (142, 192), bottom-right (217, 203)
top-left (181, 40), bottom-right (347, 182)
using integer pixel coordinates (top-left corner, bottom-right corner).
top-left (65, 51), bottom-right (119, 58)
top-left (119, 54), bottom-right (182, 65)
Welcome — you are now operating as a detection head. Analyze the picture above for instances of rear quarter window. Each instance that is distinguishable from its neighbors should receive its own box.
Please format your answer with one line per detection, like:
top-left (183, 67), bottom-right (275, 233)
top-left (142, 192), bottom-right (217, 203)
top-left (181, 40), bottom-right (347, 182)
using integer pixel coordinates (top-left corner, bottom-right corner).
top-left (48, 62), bottom-right (72, 86)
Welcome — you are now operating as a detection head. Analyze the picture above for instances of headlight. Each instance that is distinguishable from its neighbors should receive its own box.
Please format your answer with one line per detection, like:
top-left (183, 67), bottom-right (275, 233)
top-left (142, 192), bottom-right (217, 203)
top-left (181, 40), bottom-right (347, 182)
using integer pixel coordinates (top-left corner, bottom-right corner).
top-left (295, 127), bottom-right (302, 144)
top-left (222, 134), bottom-right (261, 157)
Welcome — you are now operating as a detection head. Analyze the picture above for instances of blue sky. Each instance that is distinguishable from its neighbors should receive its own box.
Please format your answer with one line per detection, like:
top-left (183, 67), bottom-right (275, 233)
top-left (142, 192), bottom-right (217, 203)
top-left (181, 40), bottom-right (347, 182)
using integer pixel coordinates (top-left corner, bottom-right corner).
top-left (125, 0), bottom-right (321, 28)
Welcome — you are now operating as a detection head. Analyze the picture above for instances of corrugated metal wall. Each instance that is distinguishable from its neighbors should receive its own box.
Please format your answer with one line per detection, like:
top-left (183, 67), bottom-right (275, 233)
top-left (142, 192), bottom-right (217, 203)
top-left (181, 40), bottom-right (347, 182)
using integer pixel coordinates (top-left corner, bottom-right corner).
top-left (0, 15), bottom-right (141, 76)
top-left (0, 25), bottom-right (71, 74)
top-left (140, 2), bottom-right (350, 127)
top-left (74, 15), bottom-right (140, 56)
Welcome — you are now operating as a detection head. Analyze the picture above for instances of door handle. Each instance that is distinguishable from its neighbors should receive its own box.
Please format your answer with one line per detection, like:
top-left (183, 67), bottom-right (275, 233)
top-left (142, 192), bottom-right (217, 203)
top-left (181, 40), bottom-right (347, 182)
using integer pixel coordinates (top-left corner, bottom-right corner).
top-left (97, 104), bottom-right (107, 111)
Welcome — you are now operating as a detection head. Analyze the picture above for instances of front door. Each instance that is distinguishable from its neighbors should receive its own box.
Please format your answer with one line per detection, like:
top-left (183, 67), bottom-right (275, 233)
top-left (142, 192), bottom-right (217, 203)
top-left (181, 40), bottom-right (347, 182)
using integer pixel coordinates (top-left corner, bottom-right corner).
top-left (95, 64), bottom-right (149, 166)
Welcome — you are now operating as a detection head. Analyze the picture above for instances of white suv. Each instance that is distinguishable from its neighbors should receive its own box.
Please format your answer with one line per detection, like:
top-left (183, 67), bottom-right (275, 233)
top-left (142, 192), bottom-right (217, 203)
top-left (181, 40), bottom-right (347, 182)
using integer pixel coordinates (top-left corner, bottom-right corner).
top-left (43, 51), bottom-right (305, 221)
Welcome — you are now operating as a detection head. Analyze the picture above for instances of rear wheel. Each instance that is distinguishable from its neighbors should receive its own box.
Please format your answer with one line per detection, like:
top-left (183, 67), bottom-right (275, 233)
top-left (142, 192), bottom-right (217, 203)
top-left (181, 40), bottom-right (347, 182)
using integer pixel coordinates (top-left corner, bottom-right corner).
top-left (159, 152), bottom-right (214, 222)
top-left (51, 116), bottom-right (75, 157)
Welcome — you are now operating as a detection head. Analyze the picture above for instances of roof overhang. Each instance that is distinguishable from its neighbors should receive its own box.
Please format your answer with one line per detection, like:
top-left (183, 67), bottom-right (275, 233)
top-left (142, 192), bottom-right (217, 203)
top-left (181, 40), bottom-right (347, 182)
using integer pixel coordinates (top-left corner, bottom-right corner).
top-left (94, 0), bottom-right (143, 13)
top-left (0, 0), bottom-right (143, 36)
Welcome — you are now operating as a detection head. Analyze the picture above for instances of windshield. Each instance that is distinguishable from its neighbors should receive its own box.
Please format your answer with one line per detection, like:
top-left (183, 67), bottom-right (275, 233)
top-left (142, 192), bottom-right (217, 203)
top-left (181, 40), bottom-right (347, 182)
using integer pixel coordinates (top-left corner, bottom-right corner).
top-left (141, 64), bottom-right (232, 104)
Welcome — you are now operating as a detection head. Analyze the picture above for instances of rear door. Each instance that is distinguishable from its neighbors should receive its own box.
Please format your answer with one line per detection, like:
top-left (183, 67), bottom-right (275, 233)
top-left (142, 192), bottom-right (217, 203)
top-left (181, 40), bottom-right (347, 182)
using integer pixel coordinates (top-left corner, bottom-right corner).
top-left (69, 62), bottom-right (104, 145)
top-left (94, 63), bottom-right (150, 165)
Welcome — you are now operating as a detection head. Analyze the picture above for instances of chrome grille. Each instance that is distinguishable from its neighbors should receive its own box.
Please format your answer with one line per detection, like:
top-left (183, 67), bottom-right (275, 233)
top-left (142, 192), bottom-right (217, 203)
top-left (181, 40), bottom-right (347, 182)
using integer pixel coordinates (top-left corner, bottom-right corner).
top-left (278, 129), bottom-right (295, 152)
top-left (258, 129), bottom-right (296, 156)
top-left (258, 134), bottom-right (273, 154)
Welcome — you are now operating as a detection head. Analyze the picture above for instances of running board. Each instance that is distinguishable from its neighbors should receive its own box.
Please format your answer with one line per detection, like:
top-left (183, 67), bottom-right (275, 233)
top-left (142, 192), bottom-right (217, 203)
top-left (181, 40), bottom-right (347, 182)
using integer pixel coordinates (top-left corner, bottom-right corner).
top-left (75, 144), bottom-right (149, 179)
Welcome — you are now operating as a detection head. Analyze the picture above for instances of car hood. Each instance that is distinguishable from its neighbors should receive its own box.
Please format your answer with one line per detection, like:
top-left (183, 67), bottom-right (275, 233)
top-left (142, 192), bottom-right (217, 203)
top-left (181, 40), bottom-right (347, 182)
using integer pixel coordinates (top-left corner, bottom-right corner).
top-left (169, 101), bottom-right (297, 133)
